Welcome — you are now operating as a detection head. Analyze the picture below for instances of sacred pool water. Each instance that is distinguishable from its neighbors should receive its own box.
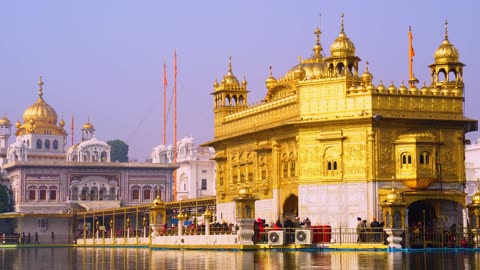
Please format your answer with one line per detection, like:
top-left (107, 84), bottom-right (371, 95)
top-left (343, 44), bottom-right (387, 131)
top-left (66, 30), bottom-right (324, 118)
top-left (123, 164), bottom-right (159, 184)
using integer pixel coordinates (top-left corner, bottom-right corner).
top-left (1, 248), bottom-right (479, 269)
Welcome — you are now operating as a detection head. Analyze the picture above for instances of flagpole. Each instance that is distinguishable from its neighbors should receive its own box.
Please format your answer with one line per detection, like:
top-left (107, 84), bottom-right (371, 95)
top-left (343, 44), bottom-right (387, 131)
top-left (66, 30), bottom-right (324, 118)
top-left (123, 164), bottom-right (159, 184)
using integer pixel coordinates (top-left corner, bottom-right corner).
top-left (163, 61), bottom-right (167, 145)
top-left (173, 50), bottom-right (178, 201)
top-left (408, 26), bottom-right (418, 87)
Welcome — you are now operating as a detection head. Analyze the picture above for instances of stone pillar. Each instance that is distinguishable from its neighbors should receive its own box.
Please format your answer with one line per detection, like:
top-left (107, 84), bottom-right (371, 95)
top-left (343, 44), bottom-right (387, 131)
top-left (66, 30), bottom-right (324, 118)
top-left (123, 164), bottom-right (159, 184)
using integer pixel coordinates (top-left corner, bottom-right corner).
top-left (237, 219), bottom-right (255, 245)
top-left (381, 181), bottom-right (407, 248)
top-left (384, 228), bottom-right (404, 249)
top-left (234, 184), bottom-right (257, 245)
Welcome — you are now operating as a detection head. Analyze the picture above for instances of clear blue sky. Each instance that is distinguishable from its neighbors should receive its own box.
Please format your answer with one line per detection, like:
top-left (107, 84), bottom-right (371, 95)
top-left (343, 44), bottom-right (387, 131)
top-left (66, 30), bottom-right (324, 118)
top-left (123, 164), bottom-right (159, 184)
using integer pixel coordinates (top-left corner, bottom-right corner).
top-left (0, 1), bottom-right (477, 160)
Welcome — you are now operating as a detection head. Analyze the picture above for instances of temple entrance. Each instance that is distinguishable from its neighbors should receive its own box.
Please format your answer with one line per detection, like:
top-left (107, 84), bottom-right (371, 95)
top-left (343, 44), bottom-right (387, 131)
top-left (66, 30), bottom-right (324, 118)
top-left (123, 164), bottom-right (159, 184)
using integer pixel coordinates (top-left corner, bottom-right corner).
top-left (282, 194), bottom-right (298, 218)
top-left (408, 200), bottom-right (436, 227)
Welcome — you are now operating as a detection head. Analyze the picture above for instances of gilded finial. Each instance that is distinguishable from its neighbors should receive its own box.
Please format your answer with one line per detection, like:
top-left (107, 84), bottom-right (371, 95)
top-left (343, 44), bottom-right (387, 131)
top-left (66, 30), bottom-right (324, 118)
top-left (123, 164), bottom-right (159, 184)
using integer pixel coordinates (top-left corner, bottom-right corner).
top-left (314, 27), bottom-right (321, 44)
top-left (391, 176), bottom-right (396, 191)
top-left (38, 76), bottom-right (44, 97)
top-left (444, 20), bottom-right (448, 40)
top-left (228, 56), bottom-right (232, 73)
top-left (269, 66), bottom-right (273, 76)
top-left (340, 13), bottom-right (345, 33)
top-left (365, 61), bottom-right (369, 71)
top-left (298, 56), bottom-right (302, 65)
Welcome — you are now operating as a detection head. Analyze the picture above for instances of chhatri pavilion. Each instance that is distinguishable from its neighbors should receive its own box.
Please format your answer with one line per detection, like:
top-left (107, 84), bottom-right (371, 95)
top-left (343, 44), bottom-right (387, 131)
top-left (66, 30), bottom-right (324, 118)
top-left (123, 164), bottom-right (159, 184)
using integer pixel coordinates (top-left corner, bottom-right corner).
top-left (205, 17), bottom-right (478, 229)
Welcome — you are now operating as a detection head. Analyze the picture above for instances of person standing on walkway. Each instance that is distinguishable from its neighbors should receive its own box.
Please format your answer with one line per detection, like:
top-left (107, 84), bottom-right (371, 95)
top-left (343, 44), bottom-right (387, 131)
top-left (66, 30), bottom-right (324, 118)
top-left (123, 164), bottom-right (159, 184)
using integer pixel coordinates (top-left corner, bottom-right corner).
top-left (357, 217), bottom-right (366, 243)
top-left (370, 217), bottom-right (381, 242)
top-left (51, 232), bottom-right (55, 244)
top-left (34, 232), bottom-right (39, 244)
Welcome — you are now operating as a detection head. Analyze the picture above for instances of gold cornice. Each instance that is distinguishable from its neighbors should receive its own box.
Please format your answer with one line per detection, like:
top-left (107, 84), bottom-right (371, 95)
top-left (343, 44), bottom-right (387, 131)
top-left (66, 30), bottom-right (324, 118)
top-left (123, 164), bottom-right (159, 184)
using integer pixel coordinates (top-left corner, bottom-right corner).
top-left (402, 190), bottom-right (466, 207)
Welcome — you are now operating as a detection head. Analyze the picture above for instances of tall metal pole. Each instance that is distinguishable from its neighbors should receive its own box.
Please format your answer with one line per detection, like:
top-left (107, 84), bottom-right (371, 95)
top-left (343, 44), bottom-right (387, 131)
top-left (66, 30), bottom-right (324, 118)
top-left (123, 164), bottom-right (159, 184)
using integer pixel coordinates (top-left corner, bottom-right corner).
top-left (173, 50), bottom-right (178, 201)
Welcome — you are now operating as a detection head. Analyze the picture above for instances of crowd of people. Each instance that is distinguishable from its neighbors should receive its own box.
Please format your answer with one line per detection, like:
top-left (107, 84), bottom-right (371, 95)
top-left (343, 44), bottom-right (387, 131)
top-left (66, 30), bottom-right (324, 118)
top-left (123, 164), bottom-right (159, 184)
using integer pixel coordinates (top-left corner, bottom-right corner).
top-left (253, 216), bottom-right (312, 244)
top-left (356, 216), bottom-right (384, 243)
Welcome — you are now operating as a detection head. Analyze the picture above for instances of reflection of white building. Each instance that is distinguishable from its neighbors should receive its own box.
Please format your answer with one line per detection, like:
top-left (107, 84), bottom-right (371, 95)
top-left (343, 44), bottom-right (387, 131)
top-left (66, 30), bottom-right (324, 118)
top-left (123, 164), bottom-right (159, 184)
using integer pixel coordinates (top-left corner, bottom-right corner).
top-left (151, 136), bottom-right (216, 201)
top-left (0, 78), bottom-right (177, 240)
top-left (466, 139), bottom-right (480, 204)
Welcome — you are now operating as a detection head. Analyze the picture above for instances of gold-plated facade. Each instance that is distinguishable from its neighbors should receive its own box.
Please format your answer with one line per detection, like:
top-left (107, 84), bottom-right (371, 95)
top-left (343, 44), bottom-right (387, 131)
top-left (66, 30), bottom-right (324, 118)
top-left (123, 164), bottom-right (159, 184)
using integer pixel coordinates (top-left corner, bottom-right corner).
top-left (205, 17), bottom-right (477, 224)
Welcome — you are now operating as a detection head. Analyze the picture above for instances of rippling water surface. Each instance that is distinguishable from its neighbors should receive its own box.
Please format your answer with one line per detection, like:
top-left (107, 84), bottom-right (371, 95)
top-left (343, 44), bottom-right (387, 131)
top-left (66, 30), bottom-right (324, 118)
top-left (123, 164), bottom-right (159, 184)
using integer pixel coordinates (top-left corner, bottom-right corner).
top-left (1, 248), bottom-right (479, 270)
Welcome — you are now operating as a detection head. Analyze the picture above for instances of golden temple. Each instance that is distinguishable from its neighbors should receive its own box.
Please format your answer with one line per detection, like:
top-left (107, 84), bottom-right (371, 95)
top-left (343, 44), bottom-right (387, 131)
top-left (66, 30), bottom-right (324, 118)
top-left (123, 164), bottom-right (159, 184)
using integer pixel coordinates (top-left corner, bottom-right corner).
top-left (205, 16), bottom-right (478, 228)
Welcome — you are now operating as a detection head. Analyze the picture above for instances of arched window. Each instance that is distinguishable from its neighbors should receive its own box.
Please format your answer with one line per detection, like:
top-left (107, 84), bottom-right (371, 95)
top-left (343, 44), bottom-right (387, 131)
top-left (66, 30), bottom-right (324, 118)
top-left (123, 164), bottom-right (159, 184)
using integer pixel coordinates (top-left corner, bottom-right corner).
top-left (53, 140), bottom-right (59, 150)
top-left (327, 161), bottom-right (332, 171)
top-left (28, 186), bottom-right (37, 201)
top-left (39, 185), bottom-right (48, 201)
top-left (36, 139), bottom-right (42, 149)
top-left (131, 185), bottom-right (140, 201)
top-left (45, 139), bottom-right (51, 149)
top-left (333, 161), bottom-right (337, 170)
top-left (401, 153), bottom-right (413, 169)
top-left (143, 185), bottom-right (152, 201)
top-left (101, 151), bottom-right (107, 162)
top-left (419, 152), bottom-right (431, 167)
top-left (49, 186), bottom-right (57, 201)
top-left (290, 160), bottom-right (296, 177)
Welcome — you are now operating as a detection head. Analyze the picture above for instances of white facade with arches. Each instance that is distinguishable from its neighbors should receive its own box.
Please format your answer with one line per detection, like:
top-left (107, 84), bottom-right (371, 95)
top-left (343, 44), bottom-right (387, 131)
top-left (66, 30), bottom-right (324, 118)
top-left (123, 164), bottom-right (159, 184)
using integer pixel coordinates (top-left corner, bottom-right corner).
top-left (151, 136), bottom-right (216, 201)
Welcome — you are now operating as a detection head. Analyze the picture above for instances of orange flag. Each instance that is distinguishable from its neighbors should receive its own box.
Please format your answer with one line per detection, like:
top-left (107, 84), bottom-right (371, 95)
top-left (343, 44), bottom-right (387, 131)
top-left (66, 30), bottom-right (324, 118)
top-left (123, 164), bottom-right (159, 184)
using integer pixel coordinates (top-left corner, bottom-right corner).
top-left (409, 26), bottom-right (415, 58)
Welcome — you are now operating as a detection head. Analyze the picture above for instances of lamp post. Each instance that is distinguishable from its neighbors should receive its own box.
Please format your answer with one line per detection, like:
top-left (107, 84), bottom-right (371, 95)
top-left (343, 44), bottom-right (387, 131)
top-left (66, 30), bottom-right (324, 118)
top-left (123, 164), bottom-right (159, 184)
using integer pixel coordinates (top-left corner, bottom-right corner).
top-left (204, 209), bottom-right (212, 236)
top-left (142, 216), bottom-right (147, 238)
top-left (126, 217), bottom-right (130, 238)
top-left (95, 220), bottom-right (99, 239)
top-left (110, 219), bottom-right (114, 239)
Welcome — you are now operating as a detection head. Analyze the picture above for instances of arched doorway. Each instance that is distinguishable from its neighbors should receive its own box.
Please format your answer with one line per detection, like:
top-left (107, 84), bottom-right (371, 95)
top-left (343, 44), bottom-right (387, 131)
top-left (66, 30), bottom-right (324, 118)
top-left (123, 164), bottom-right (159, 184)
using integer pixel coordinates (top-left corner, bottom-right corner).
top-left (408, 200), bottom-right (436, 227)
top-left (283, 194), bottom-right (298, 218)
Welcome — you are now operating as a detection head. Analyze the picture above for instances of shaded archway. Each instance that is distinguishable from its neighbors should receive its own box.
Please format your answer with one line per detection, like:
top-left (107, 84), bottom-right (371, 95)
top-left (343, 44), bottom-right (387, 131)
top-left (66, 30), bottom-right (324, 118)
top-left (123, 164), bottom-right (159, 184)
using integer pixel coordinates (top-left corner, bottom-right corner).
top-left (282, 194), bottom-right (298, 218)
top-left (408, 200), bottom-right (437, 227)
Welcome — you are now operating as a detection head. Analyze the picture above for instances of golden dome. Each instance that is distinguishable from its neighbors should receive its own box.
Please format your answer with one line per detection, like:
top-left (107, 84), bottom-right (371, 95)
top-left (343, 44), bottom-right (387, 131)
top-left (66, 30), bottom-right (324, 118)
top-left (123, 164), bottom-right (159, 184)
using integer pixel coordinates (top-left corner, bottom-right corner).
top-left (410, 84), bottom-right (419, 94)
top-left (366, 83), bottom-right (375, 93)
top-left (361, 62), bottom-right (373, 85)
top-left (22, 77), bottom-right (58, 125)
top-left (220, 56), bottom-right (240, 88)
top-left (472, 189), bottom-right (480, 205)
top-left (59, 118), bottom-right (65, 128)
top-left (377, 80), bottom-right (386, 93)
top-left (283, 28), bottom-right (326, 80)
top-left (348, 84), bottom-right (356, 94)
top-left (0, 115), bottom-right (11, 126)
top-left (398, 81), bottom-right (408, 94)
top-left (387, 81), bottom-right (397, 93)
top-left (356, 83), bottom-right (365, 92)
top-left (434, 21), bottom-right (459, 64)
top-left (330, 14), bottom-right (356, 57)
top-left (265, 66), bottom-right (277, 90)
top-left (420, 82), bottom-right (429, 95)
top-left (82, 121), bottom-right (94, 130)
top-left (15, 121), bottom-right (21, 129)
top-left (293, 61), bottom-right (307, 81)
top-left (152, 194), bottom-right (164, 207)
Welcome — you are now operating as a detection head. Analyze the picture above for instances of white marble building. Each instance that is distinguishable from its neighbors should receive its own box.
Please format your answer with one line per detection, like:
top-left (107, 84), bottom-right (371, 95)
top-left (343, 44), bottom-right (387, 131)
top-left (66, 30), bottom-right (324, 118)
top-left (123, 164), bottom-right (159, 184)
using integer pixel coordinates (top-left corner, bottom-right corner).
top-left (151, 136), bottom-right (216, 201)
top-left (0, 78), bottom-right (177, 241)
top-left (466, 138), bottom-right (480, 204)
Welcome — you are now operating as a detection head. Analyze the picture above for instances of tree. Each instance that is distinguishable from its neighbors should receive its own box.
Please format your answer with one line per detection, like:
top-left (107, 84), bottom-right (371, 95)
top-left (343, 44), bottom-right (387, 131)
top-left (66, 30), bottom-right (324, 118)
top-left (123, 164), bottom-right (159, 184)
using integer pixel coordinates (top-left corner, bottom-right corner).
top-left (0, 185), bottom-right (9, 213)
top-left (107, 139), bottom-right (129, 162)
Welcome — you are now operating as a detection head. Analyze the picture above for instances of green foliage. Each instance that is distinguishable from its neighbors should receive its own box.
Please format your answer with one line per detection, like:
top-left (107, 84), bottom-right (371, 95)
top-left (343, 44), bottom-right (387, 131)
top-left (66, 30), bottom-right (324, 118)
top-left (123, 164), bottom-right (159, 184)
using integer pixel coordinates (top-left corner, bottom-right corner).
top-left (0, 185), bottom-right (9, 213)
top-left (107, 139), bottom-right (129, 162)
